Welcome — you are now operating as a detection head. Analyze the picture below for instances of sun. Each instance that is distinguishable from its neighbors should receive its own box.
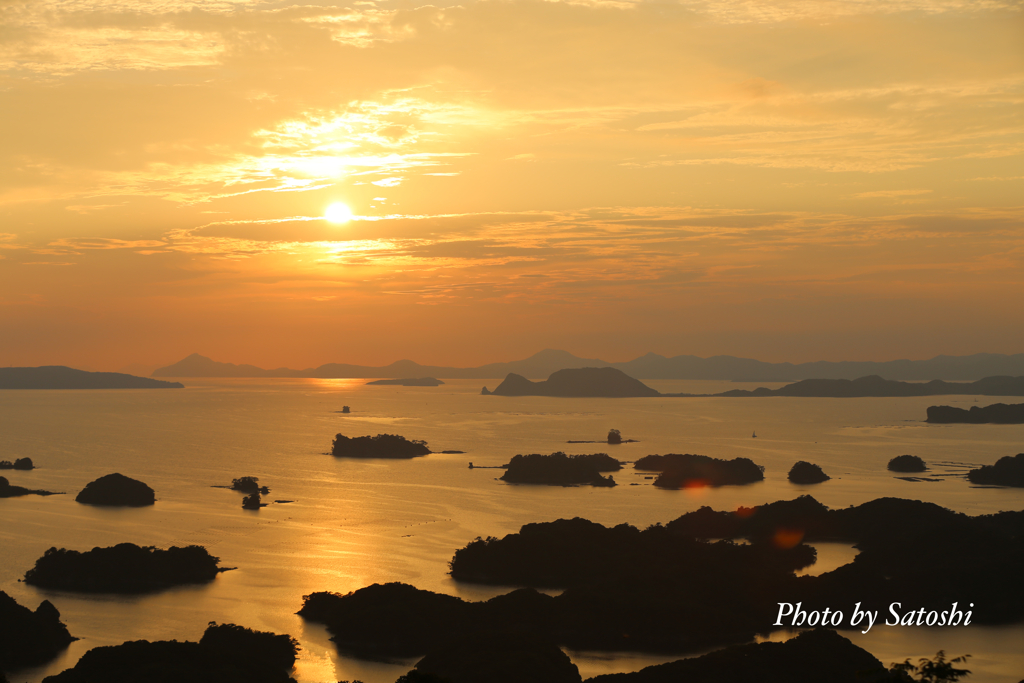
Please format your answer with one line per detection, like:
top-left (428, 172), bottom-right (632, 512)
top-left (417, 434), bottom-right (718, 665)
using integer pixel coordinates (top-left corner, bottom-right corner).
top-left (324, 203), bottom-right (353, 223)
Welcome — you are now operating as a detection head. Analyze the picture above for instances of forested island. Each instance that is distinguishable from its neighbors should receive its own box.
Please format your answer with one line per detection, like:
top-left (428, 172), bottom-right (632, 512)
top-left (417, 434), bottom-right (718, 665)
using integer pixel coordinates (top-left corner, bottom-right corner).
top-left (888, 455), bottom-right (927, 472)
top-left (331, 433), bottom-right (431, 458)
top-left (300, 495), bottom-right (1024, 660)
top-left (24, 544), bottom-right (227, 593)
top-left (926, 402), bottom-right (1024, 423)
top-left (0, 366), bottom-right (183, 390)
top-left (0, 457), bottom-right (33, 470)
top-left (788, 461), bottom-right (830, 484)
top-left (76, 473), bottom-right (155, 506)
top-left (0, 591), bottom-right (76, 673)
top-left (499, 453), bottom-right (620, 486)
top-left (366, 377), bottom-right (445, 386)
top-left (41, 622), bottom-right (297, 683)
top-left (967, 453), bottom-right (1024, 487)
top-left (634, 453), bottom-right (765, 488)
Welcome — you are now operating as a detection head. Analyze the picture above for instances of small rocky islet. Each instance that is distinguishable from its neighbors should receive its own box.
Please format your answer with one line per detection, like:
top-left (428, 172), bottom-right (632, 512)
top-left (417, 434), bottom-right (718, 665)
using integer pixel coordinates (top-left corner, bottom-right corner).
top-left (888, 455), bottom-right (927, 473)
top-left (788, 461), bottom-right (830, 484)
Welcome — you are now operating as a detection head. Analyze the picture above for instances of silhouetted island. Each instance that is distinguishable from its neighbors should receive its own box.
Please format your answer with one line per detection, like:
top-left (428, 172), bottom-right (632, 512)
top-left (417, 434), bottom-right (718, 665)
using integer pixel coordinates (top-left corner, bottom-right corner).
top-left (0, 366), bottom-right (183, 390)
top-left (586, 628), bottom-right (886, 683)
top-left (718, 374), bottom-right (1024, 397)
top-left (927, 402), bottom-right (1024, 423)
top-left (76, 473), bottom-right (155, 506)
top-left (634, 453), bottom-right (765, 488)
top-left (499, 453), bottom-right (620, 487)
top-left (366, 378), bottom-right (445, 386)
top-left (303, 525), bottom-right (814, 655)
top-left (24, 543), bottom-right (226, 593)
top-left (0, 591), bottom-right (76, 673)
top-left (788, 461), bottom-right (830, 484)
top-left (331, 433), bottom-right (431, 458)
top-left (482, 368), bottom-right (661, 397)
top-left (0, 475), bottom-right (60, 498)
top-left (242, 492), bottom-right (263, 509)
top-left (231, 476), bottom-right (269, 494)
top-left (967, 453), bottom-right (1024, 487)
top-left (888, 455), bottom-right (927, 472)
top-left (41, 622), bottom-right (298, 683)
top-left (0, 457), bottom-right (33, 470)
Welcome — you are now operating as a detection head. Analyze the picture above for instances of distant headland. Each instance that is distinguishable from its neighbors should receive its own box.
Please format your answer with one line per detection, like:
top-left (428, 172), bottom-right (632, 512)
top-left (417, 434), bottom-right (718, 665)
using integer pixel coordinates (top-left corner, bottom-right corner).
top-left (0, 366), bottom-right (183, 390)
top-left (482, 368), bottom-right (660, 397)
top-left (366, 377), bottom-right (445, 386)
top-left (926, 402), bottom-right (1024, 423)
top-left (149, 349), bottom-right (1024, 381)
top-left (720, 375), bottom-right (1024, 398)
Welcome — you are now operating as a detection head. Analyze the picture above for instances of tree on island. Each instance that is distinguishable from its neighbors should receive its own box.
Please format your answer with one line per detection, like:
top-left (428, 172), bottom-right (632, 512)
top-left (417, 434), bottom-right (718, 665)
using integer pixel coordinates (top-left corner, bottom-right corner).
top-left (232, 477), bottom-right (269, 494)
top-left (890, 651), bottom-right (971, 682)
top-left (607, 429), bottom-right (622, 445)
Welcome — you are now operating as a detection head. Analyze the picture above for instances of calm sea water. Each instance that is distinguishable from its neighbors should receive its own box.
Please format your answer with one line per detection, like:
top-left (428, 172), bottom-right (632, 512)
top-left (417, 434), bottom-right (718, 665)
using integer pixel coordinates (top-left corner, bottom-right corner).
top-left (1, 378), bottom-right (1023, 682)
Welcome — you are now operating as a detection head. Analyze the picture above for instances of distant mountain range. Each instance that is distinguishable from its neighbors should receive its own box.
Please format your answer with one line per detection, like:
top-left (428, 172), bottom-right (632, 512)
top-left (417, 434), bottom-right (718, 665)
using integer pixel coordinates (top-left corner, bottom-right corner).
top-left (479, 369), bottom-right (1024, 399)
top-left (152, 350), bottom-right (1024, 381)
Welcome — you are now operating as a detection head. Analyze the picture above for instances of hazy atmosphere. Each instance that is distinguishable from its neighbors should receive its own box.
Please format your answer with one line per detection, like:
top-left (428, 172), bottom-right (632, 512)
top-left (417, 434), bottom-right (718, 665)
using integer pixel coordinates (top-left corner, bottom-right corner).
top-left (2, 0), bottom-right (1023, 370)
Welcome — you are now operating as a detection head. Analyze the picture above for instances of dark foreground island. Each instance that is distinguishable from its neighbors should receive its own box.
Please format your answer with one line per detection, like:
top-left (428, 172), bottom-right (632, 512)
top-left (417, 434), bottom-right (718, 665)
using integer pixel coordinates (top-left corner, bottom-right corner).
top-left (499, 452), bottom-right (620, 486)
top-left (927, 402), bottom-right (1024, 423)
top-left (0, 591), bottom-right (76, 672)
top-left (0, 366), bottom-right (183, 390)
top-left (587, 628), bottom-right (886, 683)
top-left (300, 495), bottom-right (1024, 660)
top-left (24, 543), bottom-right (226, 593)
top-left (41, 622), bottom-right (297, 683)
top-left (331, 433), bottom-right (431, 458)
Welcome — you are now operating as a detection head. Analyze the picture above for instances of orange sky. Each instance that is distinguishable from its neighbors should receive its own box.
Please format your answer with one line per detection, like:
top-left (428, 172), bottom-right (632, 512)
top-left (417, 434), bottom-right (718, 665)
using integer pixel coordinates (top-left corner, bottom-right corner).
top-left (1, 0), bottom-right (1022, 371)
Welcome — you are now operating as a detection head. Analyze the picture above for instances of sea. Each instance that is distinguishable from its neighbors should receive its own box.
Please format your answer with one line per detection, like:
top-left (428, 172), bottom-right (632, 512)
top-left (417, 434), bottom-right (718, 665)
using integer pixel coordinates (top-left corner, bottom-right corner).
top-left (1, 378), bottom-right (1023, 682)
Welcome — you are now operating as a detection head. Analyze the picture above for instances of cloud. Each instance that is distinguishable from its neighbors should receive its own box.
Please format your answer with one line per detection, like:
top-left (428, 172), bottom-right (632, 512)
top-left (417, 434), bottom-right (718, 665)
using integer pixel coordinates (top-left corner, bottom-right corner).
top-left (855, 189), bottom-right (933, 198)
